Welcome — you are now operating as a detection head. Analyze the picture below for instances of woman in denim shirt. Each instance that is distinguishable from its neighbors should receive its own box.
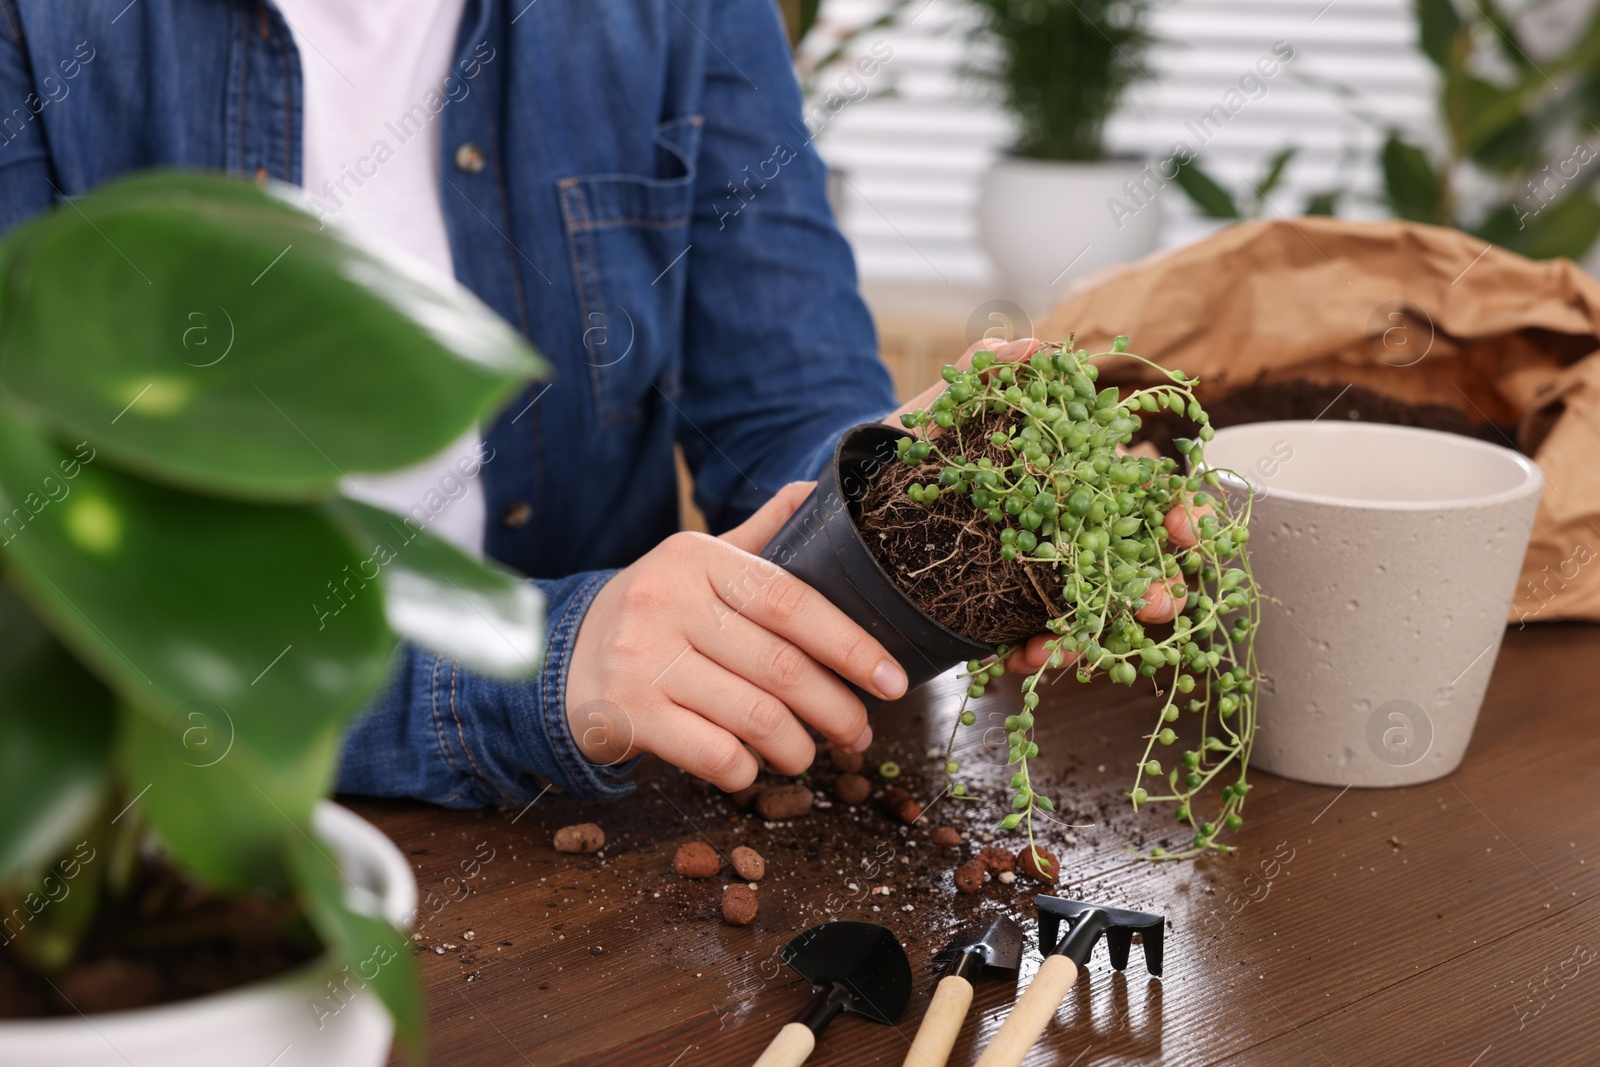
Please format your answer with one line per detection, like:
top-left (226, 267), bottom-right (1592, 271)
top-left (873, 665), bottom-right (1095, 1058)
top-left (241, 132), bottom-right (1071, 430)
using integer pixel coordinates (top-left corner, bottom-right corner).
top-left (0, 0), bottom-right (1121, 808)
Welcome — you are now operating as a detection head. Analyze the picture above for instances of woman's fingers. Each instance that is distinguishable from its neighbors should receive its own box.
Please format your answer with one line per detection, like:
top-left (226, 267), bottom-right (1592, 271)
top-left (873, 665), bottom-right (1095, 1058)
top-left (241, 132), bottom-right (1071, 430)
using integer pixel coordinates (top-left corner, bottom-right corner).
top-left (693, 606), bottom-right (872, 757)
top-left (1135, 576), bottom-right (1189, 623)
top-left (1164, 496), bottom-right (1215, 550)
top-left (635, 701), bottom-right (761, 792)
top-left (659, 649), bottom-right (816, 776)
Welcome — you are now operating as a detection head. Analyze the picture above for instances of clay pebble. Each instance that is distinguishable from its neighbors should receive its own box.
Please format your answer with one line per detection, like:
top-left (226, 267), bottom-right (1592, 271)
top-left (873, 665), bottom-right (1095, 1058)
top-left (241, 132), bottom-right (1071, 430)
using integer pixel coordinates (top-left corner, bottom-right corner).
top-left (834, 774), bottom-right (871, 804)
top-left (673, 842), bottom-right (720, 879)
top-left (552, 823), bottom-right (605, 854)
top-left (755, 784), bottom-right (814, 820)
top-left (722, 884), bottom-right (758, 926)
top-left (730, 845), bottom-right (766, 881)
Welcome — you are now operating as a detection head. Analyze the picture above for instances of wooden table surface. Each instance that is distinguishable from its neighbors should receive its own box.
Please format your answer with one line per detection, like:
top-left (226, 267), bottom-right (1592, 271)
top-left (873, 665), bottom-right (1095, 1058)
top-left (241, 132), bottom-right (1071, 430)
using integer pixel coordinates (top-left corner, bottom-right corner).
top-left (354, 623), bottom-right (1600, 1067)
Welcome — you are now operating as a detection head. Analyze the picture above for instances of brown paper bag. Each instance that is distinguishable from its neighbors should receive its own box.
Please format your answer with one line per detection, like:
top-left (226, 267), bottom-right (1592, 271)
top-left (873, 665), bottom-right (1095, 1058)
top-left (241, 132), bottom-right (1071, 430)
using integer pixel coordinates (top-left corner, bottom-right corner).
top-left (1037, 217), bottom-right (1600, 624)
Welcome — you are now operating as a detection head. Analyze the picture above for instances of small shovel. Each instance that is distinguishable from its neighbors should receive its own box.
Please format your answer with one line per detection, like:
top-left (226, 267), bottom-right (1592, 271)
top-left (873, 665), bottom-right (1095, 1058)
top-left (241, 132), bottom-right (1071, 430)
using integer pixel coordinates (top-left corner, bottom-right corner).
top-left (974, 896), bottom-right (1165, 1067)
top-left (900, 916), bottom-right (1023, 1067)
top-left (752, 921), bottom-right (912, 1067)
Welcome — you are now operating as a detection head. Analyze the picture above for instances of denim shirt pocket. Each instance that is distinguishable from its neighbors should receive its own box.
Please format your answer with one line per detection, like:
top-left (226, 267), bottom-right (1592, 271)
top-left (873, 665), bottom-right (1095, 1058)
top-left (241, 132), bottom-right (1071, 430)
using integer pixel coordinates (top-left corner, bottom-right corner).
top-left (558, 114), bottom-right (702, 428)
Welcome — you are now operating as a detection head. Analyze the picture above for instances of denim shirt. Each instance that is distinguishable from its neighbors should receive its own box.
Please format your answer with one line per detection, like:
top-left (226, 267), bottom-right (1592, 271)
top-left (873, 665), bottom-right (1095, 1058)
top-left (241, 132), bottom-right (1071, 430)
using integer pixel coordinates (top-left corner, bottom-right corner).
top-left (0, 0), bottom-right (895, 805)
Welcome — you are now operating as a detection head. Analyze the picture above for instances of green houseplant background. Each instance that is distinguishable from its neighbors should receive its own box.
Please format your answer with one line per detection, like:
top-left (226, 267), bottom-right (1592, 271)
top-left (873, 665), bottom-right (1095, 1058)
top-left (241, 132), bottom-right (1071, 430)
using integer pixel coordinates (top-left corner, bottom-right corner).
top-left (1174, 0), bottom-right (1600, 262)
top-left (964, 0), bottom-right (1155, 161)
top-left (0, 171), bottom-right (549, 1045)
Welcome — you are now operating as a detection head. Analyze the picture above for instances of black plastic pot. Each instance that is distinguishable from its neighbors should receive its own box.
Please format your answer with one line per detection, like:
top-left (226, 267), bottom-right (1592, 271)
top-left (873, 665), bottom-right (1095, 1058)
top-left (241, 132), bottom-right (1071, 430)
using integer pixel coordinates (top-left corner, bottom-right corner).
top-left (760, 423), bottom-right (992, 710)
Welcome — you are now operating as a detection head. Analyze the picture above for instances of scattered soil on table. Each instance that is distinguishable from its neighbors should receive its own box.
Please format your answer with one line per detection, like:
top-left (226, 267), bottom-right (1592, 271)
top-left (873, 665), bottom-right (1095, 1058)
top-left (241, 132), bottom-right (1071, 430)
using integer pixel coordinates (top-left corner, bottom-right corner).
top-left (856, 409), bottom-right (1065, 645)
top-left (1130, 379), bottom-right (1517, 458)
top-left (0, 859), bottom-right (319, 1019)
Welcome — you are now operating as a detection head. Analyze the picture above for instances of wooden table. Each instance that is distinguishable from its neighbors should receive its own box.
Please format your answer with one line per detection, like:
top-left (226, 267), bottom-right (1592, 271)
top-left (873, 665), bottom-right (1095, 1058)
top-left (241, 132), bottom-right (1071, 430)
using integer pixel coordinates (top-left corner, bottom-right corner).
top-left (355, 623), bottom-right (1600, 1067)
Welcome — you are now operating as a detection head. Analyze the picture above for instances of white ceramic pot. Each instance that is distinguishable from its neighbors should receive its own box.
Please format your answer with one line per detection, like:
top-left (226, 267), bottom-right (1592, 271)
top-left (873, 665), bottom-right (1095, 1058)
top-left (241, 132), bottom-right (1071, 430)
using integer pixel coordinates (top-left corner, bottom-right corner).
top-left (2, 802), bottom-right (416, 1067)
top-left (1204, 421), bottom-right (1543, 787)
top-left (977, 156), bottom-right (1163, 315)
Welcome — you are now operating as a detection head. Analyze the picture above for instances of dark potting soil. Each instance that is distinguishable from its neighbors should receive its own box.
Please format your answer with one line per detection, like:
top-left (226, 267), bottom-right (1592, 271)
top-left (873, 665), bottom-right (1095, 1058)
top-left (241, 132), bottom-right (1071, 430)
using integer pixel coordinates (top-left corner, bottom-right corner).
top-left (855, 408), bottom-right (1064, 646)
top-left (1130, 379), bottom-right (1517, 458)
top-left (0, 860), bottom-right (320, 1019)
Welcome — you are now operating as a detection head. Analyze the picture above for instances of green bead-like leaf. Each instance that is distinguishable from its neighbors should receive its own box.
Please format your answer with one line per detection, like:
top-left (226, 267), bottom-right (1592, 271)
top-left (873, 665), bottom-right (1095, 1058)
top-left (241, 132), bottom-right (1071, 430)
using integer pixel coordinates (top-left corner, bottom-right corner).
top-left (285, 831), bottom-right (422, 1051)
top-left (0, 583), bottom-right (116, 883)
top-left (0, 171), bottom-right (546, 501)
top-left (327, 500), bottom-right (545, 679)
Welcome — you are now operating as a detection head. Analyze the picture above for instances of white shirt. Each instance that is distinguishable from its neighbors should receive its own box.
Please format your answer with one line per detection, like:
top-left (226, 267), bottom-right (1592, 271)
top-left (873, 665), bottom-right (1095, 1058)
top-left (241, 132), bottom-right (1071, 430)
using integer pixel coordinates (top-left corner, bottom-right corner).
top-left (275, 0), bottom-right (488, 558)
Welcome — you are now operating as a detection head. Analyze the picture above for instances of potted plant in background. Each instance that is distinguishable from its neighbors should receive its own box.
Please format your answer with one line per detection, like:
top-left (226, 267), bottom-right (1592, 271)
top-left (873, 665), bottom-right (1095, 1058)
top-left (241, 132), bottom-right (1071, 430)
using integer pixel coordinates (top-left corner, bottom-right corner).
top-left (0, 171), bottom-right (546, 1065)
top-left (1175, 0), bottom-right (1600, 262)
top-left (966, 0), bottom-right (1160, 313)
top-left (763, 337), bottom-right (1263, 864)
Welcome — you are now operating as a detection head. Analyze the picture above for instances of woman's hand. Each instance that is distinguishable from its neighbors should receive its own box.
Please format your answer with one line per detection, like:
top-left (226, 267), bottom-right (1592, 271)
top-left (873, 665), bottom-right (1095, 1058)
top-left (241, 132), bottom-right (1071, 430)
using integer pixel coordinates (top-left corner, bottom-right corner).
top-left (565, 482), bottom-right (906, 790)
top-left (888, 336), bottom-right (1215, 674)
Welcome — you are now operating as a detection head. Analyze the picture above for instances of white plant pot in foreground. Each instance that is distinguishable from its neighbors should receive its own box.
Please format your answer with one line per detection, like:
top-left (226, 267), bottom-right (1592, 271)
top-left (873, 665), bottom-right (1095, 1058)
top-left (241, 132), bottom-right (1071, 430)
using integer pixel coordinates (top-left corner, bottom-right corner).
top-left (1205, 421), bottom-right (1543, 787)
top-left (1, 802), bottom-right (416, 1067)
top-left (977, 156), bottom-right (1162, 316)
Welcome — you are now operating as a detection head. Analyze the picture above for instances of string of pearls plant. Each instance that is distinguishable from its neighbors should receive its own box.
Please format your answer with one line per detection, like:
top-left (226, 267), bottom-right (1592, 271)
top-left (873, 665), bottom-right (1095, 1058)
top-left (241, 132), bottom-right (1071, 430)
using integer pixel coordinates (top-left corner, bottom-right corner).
top-left (896, 337), bottom-right (1262, 860)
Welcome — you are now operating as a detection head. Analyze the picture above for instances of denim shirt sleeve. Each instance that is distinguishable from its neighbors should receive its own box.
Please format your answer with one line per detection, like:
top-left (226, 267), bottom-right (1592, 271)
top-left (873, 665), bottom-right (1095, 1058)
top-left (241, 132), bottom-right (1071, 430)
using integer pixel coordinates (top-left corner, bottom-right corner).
top-left (0, 0), bottom-right (57, 232)
top-left (676, 0), bottom-right (898, 533)
top-left (336, 569), bottom-right (638, 807)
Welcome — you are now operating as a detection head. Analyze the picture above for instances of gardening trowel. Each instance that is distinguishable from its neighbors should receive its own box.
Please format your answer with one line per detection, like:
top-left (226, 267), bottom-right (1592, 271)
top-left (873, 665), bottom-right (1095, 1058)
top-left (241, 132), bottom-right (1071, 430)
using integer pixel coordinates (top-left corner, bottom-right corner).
top-left (973, 896), bottom-right (1165, 1067)
top-left (900, 916), bottom-right (1023, 1067)
top-left (751, 921), bottom-right (912, 1067)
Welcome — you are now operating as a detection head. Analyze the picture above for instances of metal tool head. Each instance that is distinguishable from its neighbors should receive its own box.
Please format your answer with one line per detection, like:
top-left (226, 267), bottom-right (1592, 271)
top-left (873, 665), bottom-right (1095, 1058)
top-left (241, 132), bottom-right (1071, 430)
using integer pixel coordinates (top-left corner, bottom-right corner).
top-left (1034, 896), bottom-right (1165, 977)
top-left (780, 921), bottom-right (913, 1025)
top-left (932, 916), bottom-right (1025, 980)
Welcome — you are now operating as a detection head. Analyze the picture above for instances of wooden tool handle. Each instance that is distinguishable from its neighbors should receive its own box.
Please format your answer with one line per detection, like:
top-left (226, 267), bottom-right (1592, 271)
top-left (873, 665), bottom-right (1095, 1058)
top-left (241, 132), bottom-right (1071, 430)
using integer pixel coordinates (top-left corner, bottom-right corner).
top-left (972, 955), bottom-right (1081, 1067)
top-left (900, 974), bottom-right (975, 1067)
top-left (752, 1021), bottom-right (816, 1067)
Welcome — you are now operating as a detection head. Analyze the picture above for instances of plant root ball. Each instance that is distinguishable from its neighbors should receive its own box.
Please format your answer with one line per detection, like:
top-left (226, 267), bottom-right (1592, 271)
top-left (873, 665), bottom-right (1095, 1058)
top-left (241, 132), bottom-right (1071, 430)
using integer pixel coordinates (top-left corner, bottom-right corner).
top-left (730, 845), bottom-right (766, 881)
top-left (673, 842), bottom-right (720, 879)
top-left (755, 784), bottom-right (814, 820)
top-left (828, 745), bottom-right (865, 774)
top-left (931, 826), bottom-right (962, 848)
top-left (552, 823), bottom-right (605, 853)
top-left (977, 846), bottom-right (1015, 875)
top-left (722, 884), bottom-right (759, 926)
top-left (835, 773), bottom-right (872, 805)
top-left (954, 862), bottom-right (986, 894)
top-left (1016, 845), bottom-right (1059, 884)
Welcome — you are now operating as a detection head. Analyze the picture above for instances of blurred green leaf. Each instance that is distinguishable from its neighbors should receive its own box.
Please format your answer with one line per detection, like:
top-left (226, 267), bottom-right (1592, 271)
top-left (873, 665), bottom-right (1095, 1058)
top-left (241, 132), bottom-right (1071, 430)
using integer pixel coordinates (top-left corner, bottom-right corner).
top-left (1381, 133), bottom-right (1447, 224)
top-left (0, 584), bottom-right (115, 883)
top-left (0, 413), bottom-right (394, 886)
top-left (1173, 159), bottom-right (1242, 219)
top-left (121, 712), bottom-right (343, 890)
top-left (328, 500), bottom-right (545, 679)
top-left (1255, 146), bottom-right (1298, 203)
top-left (0, 171), bottom-right (546, 502)
top-left (1477, 192), bottom-right (1600, 261)
top-left (1303, 191), bottom-right (1343, 216)
top-left (285, 831), bottom-right (421, 1050)
top-left (1415, 0), bottom-right (1462, 69)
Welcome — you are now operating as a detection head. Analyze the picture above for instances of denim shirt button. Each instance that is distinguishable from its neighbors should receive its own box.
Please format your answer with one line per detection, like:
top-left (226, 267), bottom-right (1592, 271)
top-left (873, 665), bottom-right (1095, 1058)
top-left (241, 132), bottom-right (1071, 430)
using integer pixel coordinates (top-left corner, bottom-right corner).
top-left (454, 143), bottom-right (486, 174)
top-left (502, 501), bottom-right (533, 528)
